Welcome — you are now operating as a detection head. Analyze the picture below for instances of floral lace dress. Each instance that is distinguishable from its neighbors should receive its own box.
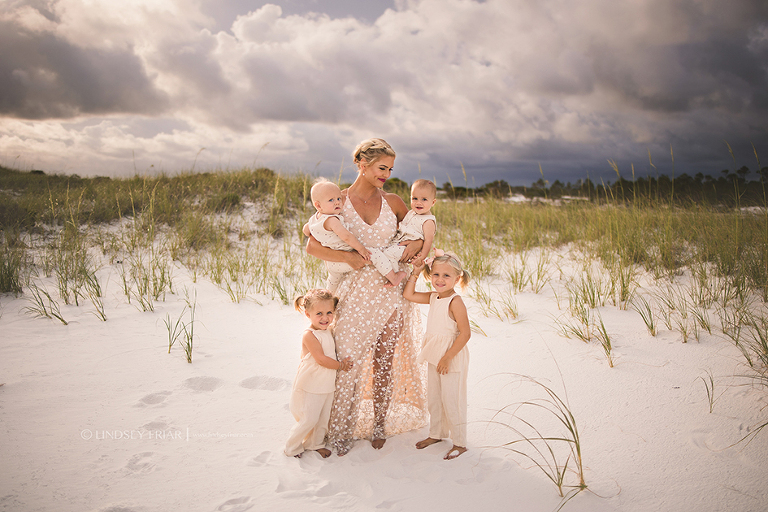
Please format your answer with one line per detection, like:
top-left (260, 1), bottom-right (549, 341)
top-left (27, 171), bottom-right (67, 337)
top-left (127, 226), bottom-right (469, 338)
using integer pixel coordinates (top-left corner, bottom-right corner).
top-left (327, 194), bottom-right (427, 454)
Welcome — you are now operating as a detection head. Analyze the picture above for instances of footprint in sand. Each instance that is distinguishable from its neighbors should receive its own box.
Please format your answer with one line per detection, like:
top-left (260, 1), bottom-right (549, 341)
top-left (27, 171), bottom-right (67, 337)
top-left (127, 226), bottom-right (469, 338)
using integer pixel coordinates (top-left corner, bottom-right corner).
top-left (136, 391), bottom-right (172, 407)
top-left (239, 375), bottom-right (290, 391)
top-left (125, 452), bottom-right (156, 474)
top-left (277, 471), bottom-right (371, 504)
top-left (276, 472), bottom-right (309, 494)
top-left (184, 376), bottom-right (224, 392)
top-left (215, 496), bottom-right (254, 512)
top-left (690, 428), bottom-right (719, 452)
top-left (247, 451), bottom-right (273, 467)
top-left (141, 420), bottom-right (169, 431)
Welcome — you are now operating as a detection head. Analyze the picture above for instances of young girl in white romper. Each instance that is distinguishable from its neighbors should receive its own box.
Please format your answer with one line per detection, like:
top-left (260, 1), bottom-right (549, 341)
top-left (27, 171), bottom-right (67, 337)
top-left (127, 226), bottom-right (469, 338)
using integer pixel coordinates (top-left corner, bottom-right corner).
top-left (285, 289), bottom-right (353, 458)
top-left (403, 251), bottom-right (471, 460)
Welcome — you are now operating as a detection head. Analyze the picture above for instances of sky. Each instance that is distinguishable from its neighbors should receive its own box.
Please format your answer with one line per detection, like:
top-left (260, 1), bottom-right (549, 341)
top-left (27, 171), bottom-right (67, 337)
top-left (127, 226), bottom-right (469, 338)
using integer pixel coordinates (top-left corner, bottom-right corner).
top-left (1, 0), bottom-right (768, 187)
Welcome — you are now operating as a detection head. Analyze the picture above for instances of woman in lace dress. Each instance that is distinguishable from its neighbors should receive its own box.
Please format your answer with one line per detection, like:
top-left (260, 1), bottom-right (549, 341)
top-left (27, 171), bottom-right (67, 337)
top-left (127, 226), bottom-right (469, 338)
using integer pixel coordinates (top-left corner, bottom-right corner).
top-left (305, 138), bottom-right (428, 455)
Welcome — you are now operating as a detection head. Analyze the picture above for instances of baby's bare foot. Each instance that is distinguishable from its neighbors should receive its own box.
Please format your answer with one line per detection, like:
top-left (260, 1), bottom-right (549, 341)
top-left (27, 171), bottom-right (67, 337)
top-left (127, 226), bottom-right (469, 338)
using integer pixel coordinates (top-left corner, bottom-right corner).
top-left (384, 271), bottom-right (407, 288)
top-left (415, 437), bottom-right (442, 449)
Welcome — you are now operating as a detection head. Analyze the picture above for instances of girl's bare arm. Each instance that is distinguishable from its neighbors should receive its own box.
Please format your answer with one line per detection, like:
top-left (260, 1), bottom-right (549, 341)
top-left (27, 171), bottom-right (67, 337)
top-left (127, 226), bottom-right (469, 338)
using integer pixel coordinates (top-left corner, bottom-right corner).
top-left (303, 331), bottom-right (352, 371)
top-left (436, 296), bottom-right (471, 374)
top-left (402, 262), bottom-right (432, 304)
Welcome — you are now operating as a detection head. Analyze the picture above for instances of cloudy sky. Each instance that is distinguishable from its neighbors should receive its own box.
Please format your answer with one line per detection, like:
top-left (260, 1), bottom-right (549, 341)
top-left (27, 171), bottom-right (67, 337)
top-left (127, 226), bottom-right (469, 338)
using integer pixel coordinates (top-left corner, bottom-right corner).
top-left (1, 0), bottom-right (767, 186)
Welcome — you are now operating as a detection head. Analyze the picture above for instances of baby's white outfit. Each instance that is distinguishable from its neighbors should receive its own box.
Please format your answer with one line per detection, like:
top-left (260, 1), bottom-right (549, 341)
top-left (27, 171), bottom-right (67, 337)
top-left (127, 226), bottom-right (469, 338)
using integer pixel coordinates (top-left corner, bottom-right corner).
top-left (394, 210), bottom-right (436, 244)
top-left (307, 211), bottom-right (360, 292)
top-left (285, 328), bottom-right (338, 457)
top-left (366, 209), bottom-right (438, 276)
top-left (418, 292), bottom-right (469, 447)
top-left (307, 207), bottom-right (401, 292)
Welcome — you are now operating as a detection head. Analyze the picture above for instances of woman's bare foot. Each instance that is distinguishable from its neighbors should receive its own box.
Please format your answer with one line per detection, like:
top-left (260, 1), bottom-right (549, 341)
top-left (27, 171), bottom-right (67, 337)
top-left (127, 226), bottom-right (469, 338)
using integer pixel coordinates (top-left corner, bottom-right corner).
top-left (444, 445), bottom-right (467, 460)
top-left (415, 437), bottom-right (442, 449)
top-left (371, 438), bottom-right (387, 449)
top-left (316, 448), bottom-right (332, 458)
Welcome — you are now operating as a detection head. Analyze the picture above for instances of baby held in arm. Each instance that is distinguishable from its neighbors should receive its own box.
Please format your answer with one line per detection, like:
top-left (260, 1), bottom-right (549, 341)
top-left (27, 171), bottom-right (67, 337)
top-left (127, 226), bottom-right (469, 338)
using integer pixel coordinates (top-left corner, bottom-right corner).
top-left (303, 179), bottom-right (407, 291)
top-left (393, 179), bottom-right (438, 267)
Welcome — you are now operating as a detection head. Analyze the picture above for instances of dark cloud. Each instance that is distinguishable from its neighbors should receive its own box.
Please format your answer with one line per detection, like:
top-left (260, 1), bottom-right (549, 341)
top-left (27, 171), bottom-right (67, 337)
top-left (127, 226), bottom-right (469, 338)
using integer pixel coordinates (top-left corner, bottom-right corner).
top-left (0, 21), bottom-right (169, 119)
top-left (2, 0), bottom-right (767, 185)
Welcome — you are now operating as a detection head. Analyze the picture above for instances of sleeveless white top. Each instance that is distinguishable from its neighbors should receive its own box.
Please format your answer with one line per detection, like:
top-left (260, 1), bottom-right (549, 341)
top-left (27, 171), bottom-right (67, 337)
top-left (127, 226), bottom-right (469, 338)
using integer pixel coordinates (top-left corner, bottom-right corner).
top-left (307, 212), bottom-right (353, 251)
top-left (293, 328), bottom-right (338, 394)
top-left (417, 292), bottom-right (469, 373)
top-left (394, 210), bottom-right (436, 243)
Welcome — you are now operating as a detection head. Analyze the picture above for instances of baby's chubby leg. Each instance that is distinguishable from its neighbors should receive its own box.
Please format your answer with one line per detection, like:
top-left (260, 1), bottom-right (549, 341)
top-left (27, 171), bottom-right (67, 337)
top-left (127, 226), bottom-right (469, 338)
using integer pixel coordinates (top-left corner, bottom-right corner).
top-left (367, 247), bottom-right (406, 287)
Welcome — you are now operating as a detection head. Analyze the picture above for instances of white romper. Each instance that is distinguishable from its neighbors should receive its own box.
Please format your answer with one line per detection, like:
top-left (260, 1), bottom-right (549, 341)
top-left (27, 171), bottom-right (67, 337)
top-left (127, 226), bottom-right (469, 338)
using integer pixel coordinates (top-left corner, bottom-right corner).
top-left (418, 292), bottom-right (468, 447)
top-left (285, 328), bottom-right (338, 456)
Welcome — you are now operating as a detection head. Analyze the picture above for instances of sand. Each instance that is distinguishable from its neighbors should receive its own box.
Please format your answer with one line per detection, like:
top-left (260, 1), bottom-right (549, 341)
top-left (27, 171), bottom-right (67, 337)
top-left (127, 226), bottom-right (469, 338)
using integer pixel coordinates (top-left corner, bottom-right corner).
top-left (2, 250), bottom-right (767, 512)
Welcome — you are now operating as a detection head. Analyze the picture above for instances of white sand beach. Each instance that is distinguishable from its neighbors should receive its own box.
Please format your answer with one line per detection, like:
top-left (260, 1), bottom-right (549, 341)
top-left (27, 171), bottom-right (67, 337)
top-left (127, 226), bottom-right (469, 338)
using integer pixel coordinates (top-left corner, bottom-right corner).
top-left (1, 247), bottom-right (767, 512)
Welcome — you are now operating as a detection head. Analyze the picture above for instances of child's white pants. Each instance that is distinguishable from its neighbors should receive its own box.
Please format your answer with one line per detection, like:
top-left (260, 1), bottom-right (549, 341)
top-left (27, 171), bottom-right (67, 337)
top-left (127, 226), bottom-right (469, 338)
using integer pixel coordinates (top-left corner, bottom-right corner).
top-left (285, 389), bottom-right (333, 456)
top-left (426, 363), bottom-right (467, 447)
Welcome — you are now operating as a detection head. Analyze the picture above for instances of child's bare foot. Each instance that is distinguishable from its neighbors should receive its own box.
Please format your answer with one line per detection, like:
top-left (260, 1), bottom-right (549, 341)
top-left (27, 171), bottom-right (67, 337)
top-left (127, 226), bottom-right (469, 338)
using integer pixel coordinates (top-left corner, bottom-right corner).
top-left (415, 437), bottom-right (442, 449)
top-left (316, 448), bottom-right (331, 458)
top-left (444, 445), bottom-right (467, 460)
top-left (371, 438), bottom-right (387, 449)
top-left (383, 271), bottom-right (407, 288)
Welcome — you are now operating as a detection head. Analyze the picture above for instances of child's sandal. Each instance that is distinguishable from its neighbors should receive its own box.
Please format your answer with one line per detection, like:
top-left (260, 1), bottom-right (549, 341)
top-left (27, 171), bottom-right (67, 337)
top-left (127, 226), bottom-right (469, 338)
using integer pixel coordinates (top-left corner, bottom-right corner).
top-left (444, 446), bottom-right (467, 460)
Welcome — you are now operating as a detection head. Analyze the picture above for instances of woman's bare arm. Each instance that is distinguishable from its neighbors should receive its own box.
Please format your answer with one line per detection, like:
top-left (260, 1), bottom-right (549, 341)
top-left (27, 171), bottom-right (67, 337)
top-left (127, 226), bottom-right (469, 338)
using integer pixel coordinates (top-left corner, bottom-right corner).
top-left (412, 219), bottom-right (436, 266)
top-left (384, 192), bottom-right (409, 222)
top-left (306, 235), bottom-right (368, 269)
top-left (398, 239), bottom-right (424, 262)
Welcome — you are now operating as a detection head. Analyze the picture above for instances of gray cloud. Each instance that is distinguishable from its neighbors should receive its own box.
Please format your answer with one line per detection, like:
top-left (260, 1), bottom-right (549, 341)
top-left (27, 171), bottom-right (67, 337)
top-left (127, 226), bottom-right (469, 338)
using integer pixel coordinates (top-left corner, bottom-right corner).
top-left (1, 0), bottom-right (767, 185)
top-left (0, 21), bottom-right (169, 119)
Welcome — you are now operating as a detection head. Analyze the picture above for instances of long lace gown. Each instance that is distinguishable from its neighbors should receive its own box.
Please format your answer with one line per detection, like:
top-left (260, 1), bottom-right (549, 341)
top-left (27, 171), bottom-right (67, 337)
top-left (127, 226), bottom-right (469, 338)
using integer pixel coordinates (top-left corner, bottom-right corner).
top-left (327, 195), bottom-right (427, 454)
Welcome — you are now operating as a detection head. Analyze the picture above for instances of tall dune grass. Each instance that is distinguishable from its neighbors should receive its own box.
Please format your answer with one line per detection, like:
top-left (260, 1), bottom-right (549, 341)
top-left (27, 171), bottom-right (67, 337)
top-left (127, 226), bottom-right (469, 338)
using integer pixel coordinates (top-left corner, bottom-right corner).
top-left (3, 164), bottom-right (768, 443)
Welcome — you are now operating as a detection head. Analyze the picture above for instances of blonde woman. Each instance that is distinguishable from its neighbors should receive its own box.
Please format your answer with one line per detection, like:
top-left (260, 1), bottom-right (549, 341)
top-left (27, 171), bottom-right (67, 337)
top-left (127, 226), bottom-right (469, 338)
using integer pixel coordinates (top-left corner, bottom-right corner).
top-left (305, 138), bottom-right (427, 455)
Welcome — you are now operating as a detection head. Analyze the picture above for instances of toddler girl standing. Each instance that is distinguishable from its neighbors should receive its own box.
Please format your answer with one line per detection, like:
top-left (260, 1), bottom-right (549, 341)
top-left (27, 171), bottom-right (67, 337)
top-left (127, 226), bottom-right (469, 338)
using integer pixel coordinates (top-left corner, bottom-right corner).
top-left (285, 289), bottom-right (353, 458)
top-left (403, 251), bottom-right (471, 460)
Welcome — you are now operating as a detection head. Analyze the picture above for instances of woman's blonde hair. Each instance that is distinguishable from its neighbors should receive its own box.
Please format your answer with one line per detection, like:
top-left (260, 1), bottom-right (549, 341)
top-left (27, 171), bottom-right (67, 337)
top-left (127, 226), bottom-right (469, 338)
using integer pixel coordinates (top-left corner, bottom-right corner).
top-left (294, 289), bottom-right (339, 313)
top-left (352, 138), bottom-right (396, 166)
top-left (422, 252), bottom-right (470, 289)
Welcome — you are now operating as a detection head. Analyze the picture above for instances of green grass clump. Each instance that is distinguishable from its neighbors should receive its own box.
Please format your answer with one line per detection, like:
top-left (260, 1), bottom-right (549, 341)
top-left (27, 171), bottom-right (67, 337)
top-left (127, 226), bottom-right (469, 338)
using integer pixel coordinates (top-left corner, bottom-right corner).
top-left (0, 232), bottom-right (25, 294)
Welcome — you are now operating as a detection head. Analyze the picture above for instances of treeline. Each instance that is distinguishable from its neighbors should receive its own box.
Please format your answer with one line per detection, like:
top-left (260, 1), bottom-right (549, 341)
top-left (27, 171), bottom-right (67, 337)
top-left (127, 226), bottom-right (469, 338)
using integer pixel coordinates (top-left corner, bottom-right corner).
top-left (387, 165), bottom-right (768, 206)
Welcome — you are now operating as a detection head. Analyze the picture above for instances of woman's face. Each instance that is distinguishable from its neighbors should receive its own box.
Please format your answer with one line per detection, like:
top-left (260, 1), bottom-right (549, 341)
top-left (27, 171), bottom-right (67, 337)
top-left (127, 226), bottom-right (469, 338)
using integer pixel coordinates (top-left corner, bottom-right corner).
top-left (360, 155), bottom-right (395, 189)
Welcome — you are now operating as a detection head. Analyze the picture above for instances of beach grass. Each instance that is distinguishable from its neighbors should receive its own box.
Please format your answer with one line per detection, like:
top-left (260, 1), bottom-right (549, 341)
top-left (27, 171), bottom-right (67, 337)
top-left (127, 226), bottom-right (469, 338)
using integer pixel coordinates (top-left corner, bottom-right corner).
top-left (3, 163), bottom-right (768, 482)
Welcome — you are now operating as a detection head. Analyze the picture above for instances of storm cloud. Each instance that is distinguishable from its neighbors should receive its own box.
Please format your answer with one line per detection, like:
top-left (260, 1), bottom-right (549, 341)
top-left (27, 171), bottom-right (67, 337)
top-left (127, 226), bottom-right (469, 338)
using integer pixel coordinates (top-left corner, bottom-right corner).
top-left (1, 0), bottom-right (767, 185)
top-left (0, 20), bottom-right (169, 119)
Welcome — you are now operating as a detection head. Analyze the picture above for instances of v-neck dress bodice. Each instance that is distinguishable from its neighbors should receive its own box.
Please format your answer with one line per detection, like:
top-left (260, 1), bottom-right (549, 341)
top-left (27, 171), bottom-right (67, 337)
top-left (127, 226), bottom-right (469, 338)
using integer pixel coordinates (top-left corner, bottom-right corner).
top-left (341, 194), bottom-right (398, 249)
